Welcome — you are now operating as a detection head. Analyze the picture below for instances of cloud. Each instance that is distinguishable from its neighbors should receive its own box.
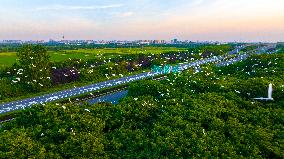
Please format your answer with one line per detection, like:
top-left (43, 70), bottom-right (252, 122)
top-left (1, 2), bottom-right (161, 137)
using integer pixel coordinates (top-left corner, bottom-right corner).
top-left (191, 0), bottom-right (206, 6)
top-left (0, 16), bottom-right (101, 40)
top-left (116, 12), bottom-right (134, 17)
top-left (35, 4), bottom-right (124, 11)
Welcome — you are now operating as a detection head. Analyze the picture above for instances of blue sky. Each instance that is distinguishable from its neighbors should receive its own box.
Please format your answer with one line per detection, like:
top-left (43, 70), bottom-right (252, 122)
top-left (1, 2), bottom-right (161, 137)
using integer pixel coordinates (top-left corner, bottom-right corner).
top-left (0, 0), bottom-right (284, 42)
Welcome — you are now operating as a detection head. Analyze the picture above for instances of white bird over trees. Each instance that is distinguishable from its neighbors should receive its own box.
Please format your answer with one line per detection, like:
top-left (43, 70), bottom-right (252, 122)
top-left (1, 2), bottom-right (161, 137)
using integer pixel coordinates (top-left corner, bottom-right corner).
top-left (254, 84), bottom-right (274, 101)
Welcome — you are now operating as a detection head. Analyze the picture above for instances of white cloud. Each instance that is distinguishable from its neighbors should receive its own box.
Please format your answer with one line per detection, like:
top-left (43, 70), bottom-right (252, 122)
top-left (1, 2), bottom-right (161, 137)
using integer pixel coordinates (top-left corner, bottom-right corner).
top-left (35, 4), bottom-right (124, 11)
top-left (116, 12), bottom-right (134, 17)
top-left (0, 16), bottom-right (100, 40)
top-left (191, 0), bottom-right (206, 6)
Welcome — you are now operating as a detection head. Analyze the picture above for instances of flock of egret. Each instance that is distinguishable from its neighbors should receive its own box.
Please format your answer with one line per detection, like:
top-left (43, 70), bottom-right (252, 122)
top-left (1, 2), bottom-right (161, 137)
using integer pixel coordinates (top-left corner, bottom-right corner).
top-left (0, 46), bottom-right (278, 114)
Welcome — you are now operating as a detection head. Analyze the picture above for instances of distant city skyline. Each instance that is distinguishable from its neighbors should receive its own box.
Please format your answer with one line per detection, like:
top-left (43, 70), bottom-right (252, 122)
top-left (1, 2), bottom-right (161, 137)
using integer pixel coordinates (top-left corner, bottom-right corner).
top-left (0, 0), bottom-right (284, 42)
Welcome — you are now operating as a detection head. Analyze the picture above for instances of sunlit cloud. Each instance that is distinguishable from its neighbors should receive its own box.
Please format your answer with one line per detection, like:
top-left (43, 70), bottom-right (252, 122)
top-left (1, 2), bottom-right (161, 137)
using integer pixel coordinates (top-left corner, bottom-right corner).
top-left (116, 12), bottom-right (134, 17)
top-left (35, 4), bottom-right (124, 11)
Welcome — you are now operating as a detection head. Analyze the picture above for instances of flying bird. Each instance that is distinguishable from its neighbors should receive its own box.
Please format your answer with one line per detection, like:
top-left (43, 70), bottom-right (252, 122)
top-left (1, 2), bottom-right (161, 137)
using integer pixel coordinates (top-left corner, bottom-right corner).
top-left (254, 84), bottom-right (274, 101)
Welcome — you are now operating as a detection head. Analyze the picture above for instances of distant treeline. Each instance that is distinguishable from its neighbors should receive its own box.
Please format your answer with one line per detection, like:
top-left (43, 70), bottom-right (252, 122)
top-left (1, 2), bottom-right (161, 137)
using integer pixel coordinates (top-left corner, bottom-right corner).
top-left (277, 43), bottom-right (284, 52)
top-left (0, 43), bottom-right (238, 52)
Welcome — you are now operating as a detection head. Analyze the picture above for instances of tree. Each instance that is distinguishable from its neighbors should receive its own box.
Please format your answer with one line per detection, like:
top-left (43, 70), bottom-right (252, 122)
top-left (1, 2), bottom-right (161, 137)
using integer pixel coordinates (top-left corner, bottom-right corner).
top-left (16, 45), bottom-right (51, 91)
top-left (51, 67), bottom-right (79, 85)
top-left (0, 103), bottom-right (107, 158)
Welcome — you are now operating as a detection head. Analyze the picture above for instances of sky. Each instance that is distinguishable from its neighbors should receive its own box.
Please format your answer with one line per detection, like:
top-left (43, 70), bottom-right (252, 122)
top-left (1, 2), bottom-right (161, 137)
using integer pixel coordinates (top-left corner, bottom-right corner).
top-left (0, 0), bottom-right (284, 42)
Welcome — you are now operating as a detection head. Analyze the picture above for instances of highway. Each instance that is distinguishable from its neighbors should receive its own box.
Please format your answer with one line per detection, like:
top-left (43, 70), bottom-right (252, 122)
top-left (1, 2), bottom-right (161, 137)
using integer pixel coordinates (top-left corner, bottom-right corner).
top-left (0, 46), bottom-right (276, 114)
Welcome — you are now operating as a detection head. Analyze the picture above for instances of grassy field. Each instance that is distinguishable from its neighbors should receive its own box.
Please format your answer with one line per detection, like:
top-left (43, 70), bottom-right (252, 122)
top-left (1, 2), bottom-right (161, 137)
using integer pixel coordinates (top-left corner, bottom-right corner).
top-left (0, 47), bottom-right (186, 68)
top-left (0, 52), bottom-right (17, 68)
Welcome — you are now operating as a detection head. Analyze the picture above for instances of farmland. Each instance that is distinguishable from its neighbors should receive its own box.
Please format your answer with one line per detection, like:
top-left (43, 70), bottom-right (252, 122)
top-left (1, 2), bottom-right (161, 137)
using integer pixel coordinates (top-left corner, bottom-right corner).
top-left (0, 47), bottom-right (187, 68)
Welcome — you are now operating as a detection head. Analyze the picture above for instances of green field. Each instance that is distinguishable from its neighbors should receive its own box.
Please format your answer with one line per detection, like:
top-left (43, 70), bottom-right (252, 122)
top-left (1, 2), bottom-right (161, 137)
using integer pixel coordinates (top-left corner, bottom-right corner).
top-left (0, 52), bottom-right (17, 68)
top-left (0, 47), bottom-right (186, 68)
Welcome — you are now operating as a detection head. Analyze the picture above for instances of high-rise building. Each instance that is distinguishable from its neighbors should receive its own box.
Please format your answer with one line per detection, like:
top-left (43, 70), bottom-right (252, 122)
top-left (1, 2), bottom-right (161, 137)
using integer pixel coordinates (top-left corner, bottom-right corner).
top-left (171, 39), bottom-right (178, 44)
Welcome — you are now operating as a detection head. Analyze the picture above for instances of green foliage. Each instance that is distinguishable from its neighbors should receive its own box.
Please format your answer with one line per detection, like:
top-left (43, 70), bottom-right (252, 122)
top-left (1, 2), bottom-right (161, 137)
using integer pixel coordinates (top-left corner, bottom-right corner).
top-left (128, 80), bottom-right (173, 98)
top-left (0, 104), bottom-right (107, 158)
top-left (0, 128), bottom-right (46, 158)
top-left (200, 45), bottom-right (233, 57)
top-left (241, 45), bottom-right (258, 52)
top-left (16, 45), bottom-right (51, 91)
top-left (0, 79), bottom-right (24, 100)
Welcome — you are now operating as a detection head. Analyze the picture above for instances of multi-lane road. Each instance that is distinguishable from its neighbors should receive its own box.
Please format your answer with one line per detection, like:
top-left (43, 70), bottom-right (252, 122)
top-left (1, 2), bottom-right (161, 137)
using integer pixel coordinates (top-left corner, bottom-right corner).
top-left (0, 46), bottom-right (277, 114)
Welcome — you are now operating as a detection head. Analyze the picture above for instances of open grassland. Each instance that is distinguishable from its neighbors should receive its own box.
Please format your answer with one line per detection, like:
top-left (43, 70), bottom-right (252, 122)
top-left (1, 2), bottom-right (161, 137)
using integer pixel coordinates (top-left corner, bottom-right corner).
top-left (0, 52), bottom-right (17, 68)
top-left (0, 47), bottom-right (187, 67)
